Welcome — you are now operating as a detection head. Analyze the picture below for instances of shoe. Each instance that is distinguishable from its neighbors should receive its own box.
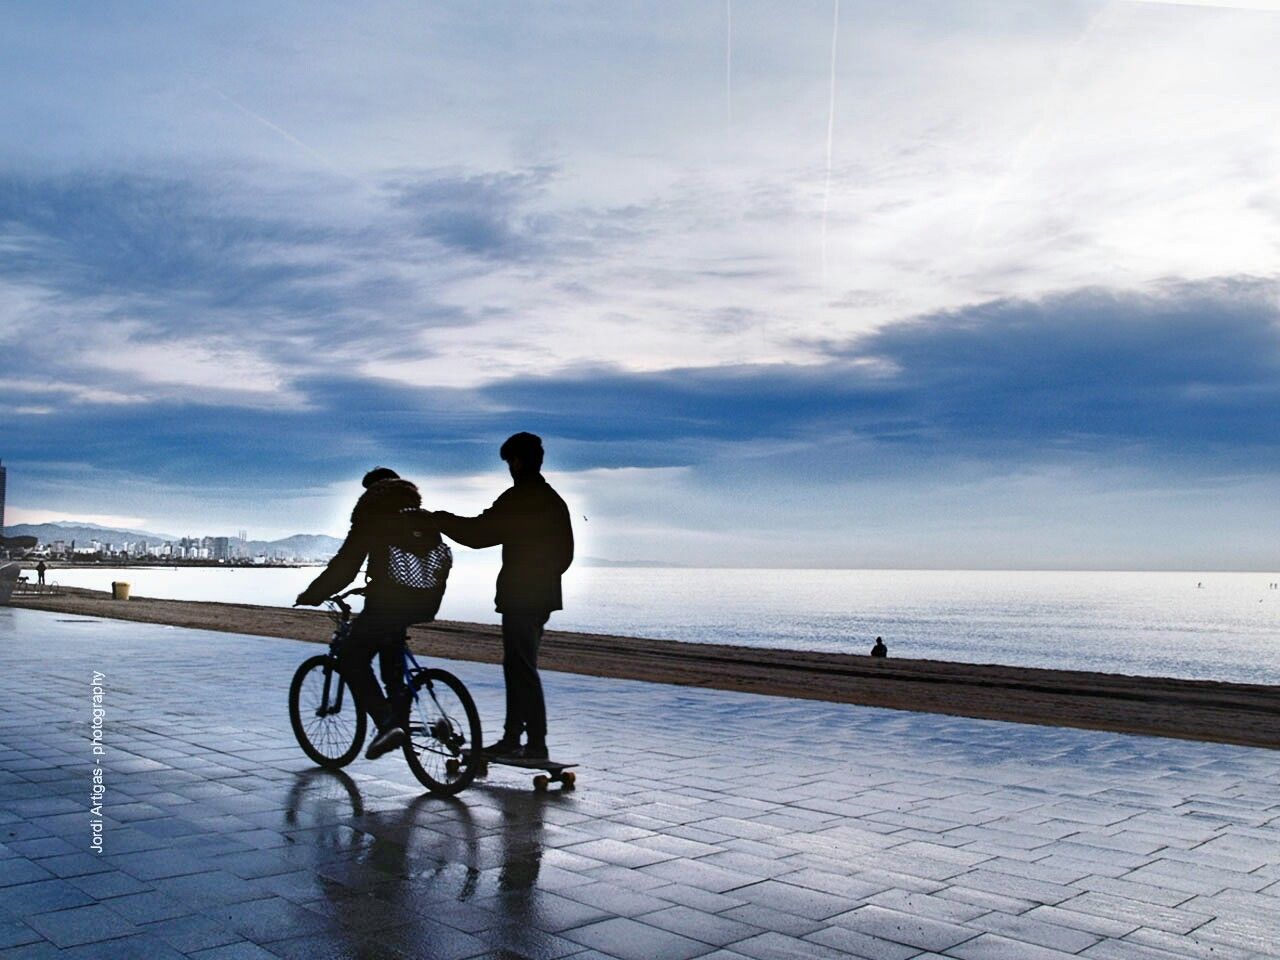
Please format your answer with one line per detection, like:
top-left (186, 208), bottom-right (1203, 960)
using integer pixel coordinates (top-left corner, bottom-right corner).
top-left (517, 742), bottom-right (549, 761)
top-left (484, 738), bottom-right (520, 757)
top-left (365, 724), bottom-right (406, 760)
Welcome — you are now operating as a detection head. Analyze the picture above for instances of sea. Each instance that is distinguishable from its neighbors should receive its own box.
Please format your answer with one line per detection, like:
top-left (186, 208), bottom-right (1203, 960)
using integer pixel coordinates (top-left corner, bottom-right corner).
top-left (39, 564), bottom-right (1280, 686)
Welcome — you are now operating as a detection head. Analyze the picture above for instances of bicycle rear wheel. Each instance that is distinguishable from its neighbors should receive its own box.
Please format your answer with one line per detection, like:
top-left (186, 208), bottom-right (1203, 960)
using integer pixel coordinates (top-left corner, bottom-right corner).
top-left (403, 668), bottom-right (482, 795)
top-left (289, 655), bottom-right (367, 768)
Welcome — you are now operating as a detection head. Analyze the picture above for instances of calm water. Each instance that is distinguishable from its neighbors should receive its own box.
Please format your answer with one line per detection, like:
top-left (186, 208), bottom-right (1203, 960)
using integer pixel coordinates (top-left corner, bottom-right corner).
top-left (38, 564), bottom-right (1280, 685)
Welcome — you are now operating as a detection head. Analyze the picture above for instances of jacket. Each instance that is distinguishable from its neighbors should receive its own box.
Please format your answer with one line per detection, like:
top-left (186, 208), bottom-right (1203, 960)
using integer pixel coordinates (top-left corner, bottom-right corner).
top-left (298, 479), bottom-right (442, 616)
top-left (436, 473), bottom-right (573, 614)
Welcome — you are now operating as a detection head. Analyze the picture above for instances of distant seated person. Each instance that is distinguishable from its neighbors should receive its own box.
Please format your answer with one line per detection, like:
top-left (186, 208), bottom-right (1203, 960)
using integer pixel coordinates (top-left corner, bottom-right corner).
top-left (295, 467), bottom-right (448, 761)
top-left (870, 636), bottom-right (887, 658)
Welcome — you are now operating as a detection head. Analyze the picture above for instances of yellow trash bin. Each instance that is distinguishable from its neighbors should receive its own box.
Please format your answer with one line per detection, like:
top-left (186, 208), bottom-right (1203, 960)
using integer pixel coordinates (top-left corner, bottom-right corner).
top-left (111, 581), bottom-right (131, 601)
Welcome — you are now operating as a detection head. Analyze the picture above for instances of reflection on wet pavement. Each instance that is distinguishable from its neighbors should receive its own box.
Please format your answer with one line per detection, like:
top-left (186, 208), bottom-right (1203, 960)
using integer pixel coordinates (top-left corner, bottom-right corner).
top-left (2, 607), bottom-right (1279, 958)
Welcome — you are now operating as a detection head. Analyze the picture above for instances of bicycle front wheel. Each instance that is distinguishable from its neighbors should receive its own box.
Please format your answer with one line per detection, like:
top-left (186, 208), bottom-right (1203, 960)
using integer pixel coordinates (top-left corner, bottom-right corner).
top-left (289, 655), bottom-right (367, 768)
top-left (403, 668), bottom-right (482, 795)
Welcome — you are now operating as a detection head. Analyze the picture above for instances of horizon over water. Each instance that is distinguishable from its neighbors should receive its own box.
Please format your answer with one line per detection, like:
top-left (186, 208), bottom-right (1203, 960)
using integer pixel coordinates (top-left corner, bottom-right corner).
top-left (40, 564), bottom-right (1280, 686)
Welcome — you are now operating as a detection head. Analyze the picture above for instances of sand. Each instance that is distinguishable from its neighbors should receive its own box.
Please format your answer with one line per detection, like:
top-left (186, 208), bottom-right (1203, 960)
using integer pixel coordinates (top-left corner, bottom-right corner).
top-left (12, 587), bottom-right (1279, 749)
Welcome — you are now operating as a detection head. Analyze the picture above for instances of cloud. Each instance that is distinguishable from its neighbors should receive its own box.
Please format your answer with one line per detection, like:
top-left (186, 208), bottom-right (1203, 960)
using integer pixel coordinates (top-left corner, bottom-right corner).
top-left (478, 279), bottom-right (1280, 472)
top-left (13, 277), bottom-right (1276, 493)
top-left (392, 168), bottom-right (559, 260)
top-left (0, 171), bottom-right (336, 308)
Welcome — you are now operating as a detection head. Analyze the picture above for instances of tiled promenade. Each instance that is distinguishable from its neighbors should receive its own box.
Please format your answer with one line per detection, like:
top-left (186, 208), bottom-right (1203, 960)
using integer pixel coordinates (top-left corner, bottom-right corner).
top-left (1, 608), bottom-right (1278, 959)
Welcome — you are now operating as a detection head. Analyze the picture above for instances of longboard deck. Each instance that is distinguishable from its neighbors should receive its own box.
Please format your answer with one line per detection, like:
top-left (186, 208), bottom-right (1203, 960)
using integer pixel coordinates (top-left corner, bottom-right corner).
top-left (462, 749), bottom-right (576, 773)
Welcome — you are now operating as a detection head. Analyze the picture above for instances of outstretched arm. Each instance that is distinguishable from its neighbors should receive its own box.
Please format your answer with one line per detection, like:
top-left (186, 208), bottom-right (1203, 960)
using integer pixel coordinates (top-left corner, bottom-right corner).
top-left (296, 525), bottom-right (369, 605)
top-left (434, 493), bottom-right (512, 550)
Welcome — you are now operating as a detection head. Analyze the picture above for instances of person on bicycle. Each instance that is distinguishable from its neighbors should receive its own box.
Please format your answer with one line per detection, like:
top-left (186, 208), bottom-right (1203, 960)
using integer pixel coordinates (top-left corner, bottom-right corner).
top-left (433, 432), bottom-right (573, 761)
top-left (296, 467), bottom-right (443, 760)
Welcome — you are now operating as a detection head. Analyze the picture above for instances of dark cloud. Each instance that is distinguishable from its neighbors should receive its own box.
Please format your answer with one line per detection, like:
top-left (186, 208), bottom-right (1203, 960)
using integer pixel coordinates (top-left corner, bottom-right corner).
top-left (0, 171), bottom-right (338, 310)
top-left (392, 167), bottom-right (557, 260)
top-left (5, 279), bottom-right (1278, 500)
top-left (0, 169), bottom-right (480, 386)
top-left (390, 166), bottom-right (646, 264)
top-left (482, 280), bottom-right (1280, 468)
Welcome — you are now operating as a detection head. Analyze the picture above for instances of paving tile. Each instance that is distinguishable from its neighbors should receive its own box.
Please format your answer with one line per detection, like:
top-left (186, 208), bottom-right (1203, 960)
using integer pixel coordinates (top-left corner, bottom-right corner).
top-left (864, 889), bottom-right (987, 924)
top-left (827, 904), bottom-right (977, 952)
top-left (0, 861), bottom-right (54, 889)
top-left (213, 896), bottom-right (330, 942)
top-left (562, 916), bottom-right (713, 960)
top-left (802, 925), bottom-right (923, 960)
top-left (717, 903), bottom-right (823, 938)
top-left (559, 880), bottom-right (674, 917)
top-left (0, 921), bottom-right (41, 951)
top-left (727, 931), bottom-right (851, 960)
top-left (0, 879), bottom-right (96, 918)
top-left (1021, 904), bottom-right (1138, 939)
top-left (57, 932), bottom-right (189, 959)
top-left (62, 871), bottom-right (152, 901)
top-left (636, 904), bottom-right (763, 946)
top-left (371, 917), bottom-right (491, 960)
top-left (101, 889), bottom-right (193, 924)
top-left (638, 858), bottom-right (759, 894)
top-left (948, 933), bottom-right (1084, 959)
top-left (142, 913), bottom-right (245, 953)
top-left (970, 910), bottom-right (1100, 952)
top-left (561, 838), bottom-right (675, 869)
top-left (1123, 926), bottom-right (1259, 960)
top-left (729, 880), bottom-right (858, 921)
top-left (24, 904), bottom-right (137, 949)
top-left (473, 919), bottom-right (585, 959)
top-left (1054, 891), bottom-right (1212, 935)
top-left (188, 943), bottom-right (281, 960)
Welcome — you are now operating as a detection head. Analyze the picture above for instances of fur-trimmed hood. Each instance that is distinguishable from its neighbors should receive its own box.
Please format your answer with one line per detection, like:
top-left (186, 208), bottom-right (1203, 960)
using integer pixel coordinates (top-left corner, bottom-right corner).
top-left (351, 478), bottom-right (422, 523)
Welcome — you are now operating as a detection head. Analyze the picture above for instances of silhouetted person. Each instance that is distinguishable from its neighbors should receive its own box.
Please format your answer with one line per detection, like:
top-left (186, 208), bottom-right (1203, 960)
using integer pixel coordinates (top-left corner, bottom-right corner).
top-left (36, 561), bottom-right (47, 586)
top-left (434, 433), bottom-right (573, 761)
top-left (870, 636), bottom-right (887, 658)
top-left (296, 468), bottom-right (444, 761)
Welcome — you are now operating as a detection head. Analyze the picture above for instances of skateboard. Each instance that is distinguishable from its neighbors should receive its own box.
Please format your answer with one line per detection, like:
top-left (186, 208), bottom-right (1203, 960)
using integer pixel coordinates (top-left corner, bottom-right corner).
top-left (449, 750), bottom-right (578, 791)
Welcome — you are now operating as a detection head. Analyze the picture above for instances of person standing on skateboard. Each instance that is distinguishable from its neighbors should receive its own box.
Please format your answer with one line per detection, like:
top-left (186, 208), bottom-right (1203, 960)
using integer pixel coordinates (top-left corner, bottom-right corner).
top-left (434, 432), bottom-right (574, 760)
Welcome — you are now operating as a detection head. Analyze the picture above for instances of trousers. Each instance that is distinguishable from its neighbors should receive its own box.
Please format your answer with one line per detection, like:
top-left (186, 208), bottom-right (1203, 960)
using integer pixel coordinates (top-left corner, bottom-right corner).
top-left (337, 606), bottom-right (410, 731)
top-left (501, 612), bottom-right (549, 743)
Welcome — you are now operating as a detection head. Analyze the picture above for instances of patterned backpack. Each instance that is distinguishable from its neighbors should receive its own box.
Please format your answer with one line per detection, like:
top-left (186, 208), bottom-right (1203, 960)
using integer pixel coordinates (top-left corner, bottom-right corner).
top-left (382, 510), bottom-right (452, 623)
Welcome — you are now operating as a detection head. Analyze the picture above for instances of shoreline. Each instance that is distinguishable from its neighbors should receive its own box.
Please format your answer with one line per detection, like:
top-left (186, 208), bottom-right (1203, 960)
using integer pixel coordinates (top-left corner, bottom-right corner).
top-left (11, 587), bottom-right (1279, 750)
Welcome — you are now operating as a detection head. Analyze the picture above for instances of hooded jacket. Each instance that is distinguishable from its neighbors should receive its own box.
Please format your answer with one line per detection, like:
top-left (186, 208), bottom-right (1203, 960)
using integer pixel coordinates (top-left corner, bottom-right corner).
top-left (435, 472), bottom-right (573, 615)
top-left (298, 479), bottom-right (442, 612)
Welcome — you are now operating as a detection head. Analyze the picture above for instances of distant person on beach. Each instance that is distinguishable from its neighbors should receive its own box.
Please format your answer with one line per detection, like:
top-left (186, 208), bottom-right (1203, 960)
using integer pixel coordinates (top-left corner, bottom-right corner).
top-left (433, 433), bottom-right (574, 761)
top-left (295, 467), bottom-right (447, 761)
top-left (36, 561), bottom-right (47, 585)
top-left (870, 637), bottom-right (887, 658)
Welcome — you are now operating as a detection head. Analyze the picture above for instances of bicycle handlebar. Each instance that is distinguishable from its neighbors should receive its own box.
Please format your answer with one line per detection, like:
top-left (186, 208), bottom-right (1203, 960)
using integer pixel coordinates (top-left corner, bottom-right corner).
top-left (327, 586), bottom-right (366, 618)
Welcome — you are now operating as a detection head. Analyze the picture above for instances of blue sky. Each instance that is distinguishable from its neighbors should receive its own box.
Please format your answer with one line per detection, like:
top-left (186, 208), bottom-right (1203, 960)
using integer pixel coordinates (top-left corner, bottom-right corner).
top-left (3, 1), bottom-right (1280, 568)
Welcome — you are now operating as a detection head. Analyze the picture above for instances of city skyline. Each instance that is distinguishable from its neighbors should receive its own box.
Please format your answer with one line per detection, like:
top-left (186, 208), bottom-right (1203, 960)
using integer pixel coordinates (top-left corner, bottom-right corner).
top-left (3, 2), bottom-right (1280, 568)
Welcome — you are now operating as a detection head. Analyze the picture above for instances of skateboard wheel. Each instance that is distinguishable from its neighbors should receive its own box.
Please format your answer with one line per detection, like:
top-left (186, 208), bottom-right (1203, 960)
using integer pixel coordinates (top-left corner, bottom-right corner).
top-left (533, 774), bottom-right (550, 792)
top-left (561, 771), bottom-right (576, 789)
top-left (445, 758), bottom-right (460, 775)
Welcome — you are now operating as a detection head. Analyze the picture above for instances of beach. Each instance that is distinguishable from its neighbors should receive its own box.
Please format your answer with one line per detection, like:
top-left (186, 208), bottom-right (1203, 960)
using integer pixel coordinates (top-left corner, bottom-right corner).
top-left (13, 587), bottom-right (1279, 749)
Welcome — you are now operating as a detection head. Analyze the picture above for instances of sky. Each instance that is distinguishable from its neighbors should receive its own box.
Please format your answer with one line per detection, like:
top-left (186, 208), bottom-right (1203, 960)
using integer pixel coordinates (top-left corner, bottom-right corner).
top-left (2, 0), bottom-right (1279, 568)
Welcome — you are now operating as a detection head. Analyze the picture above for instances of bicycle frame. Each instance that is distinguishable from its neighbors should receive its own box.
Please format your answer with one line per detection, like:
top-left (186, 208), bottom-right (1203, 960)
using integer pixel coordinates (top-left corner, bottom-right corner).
top-left (322, 588), bottom-right (447, 727)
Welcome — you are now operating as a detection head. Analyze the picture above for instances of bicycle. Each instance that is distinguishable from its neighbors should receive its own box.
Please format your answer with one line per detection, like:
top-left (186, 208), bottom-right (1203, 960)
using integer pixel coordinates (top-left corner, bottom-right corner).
top-left (288, 587), bottom-right (483, 796)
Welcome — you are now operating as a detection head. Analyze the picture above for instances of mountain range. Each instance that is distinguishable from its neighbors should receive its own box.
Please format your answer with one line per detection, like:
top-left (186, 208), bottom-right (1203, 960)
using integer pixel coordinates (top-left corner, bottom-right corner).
top-left (3, 522), bottom-right (343, 558)
top-left (3, 521), bottom-right (684, 566)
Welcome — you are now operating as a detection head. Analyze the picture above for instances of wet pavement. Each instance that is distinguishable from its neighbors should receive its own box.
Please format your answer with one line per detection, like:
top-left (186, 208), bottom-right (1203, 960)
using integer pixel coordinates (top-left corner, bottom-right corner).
top-left (1, 607), bottom-right (1278, 959)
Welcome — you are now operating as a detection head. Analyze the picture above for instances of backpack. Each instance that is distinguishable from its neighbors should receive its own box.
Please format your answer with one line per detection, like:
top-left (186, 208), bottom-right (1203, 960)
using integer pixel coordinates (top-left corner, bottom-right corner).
top-left (380, 510), bottom-right (452, 623)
